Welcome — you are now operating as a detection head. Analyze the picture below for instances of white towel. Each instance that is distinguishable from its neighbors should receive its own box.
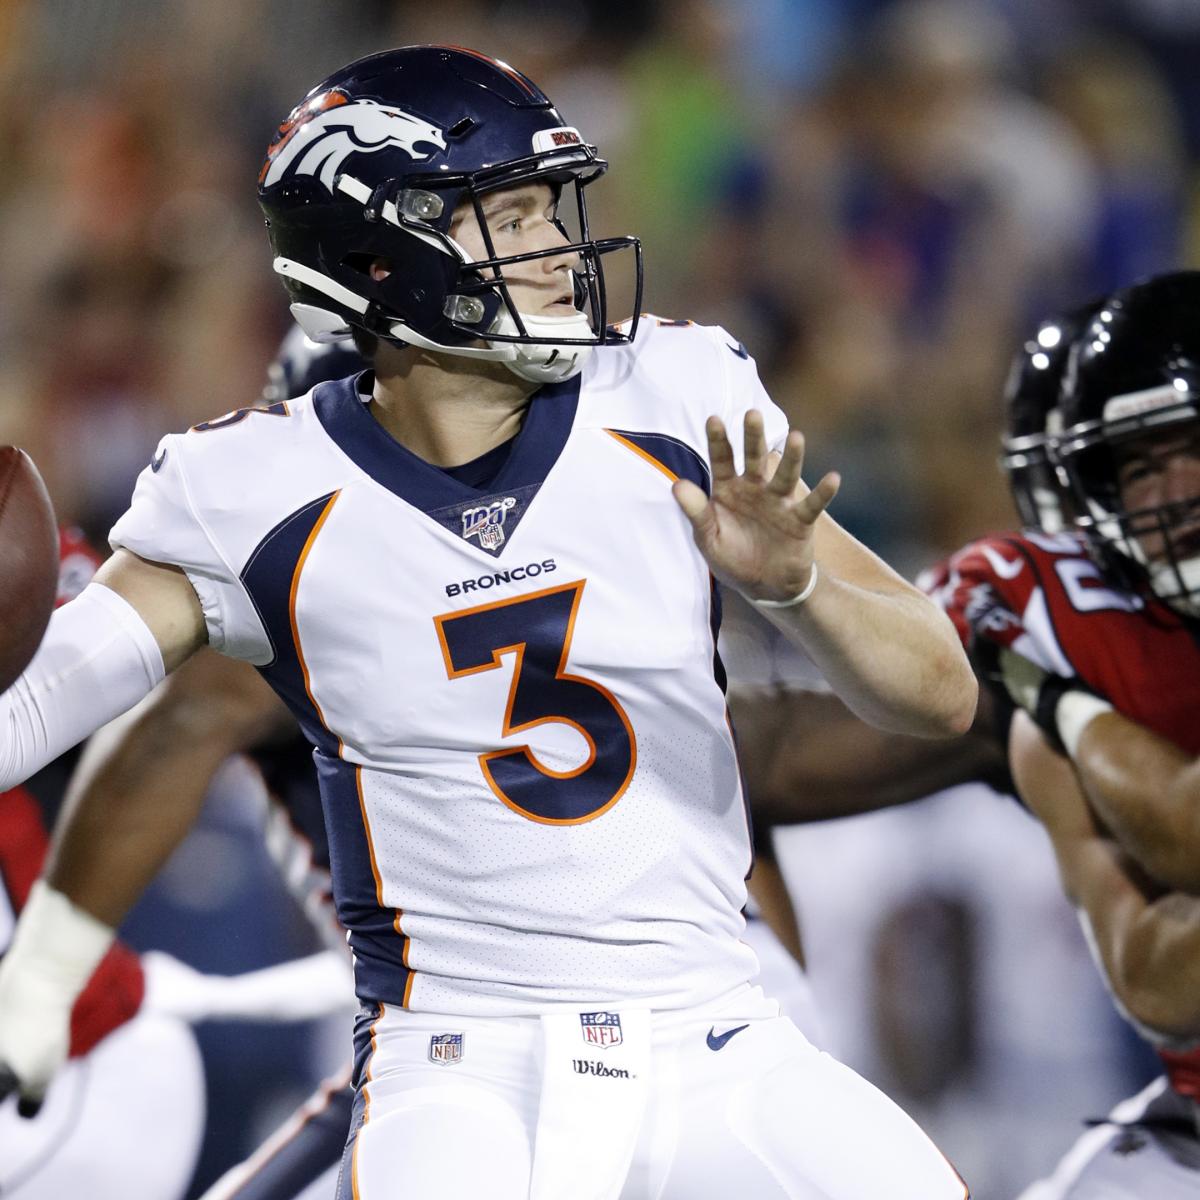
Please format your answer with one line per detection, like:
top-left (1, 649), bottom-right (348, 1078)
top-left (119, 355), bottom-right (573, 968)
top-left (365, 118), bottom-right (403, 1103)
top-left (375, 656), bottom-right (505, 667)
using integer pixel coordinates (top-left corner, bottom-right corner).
top-left (530, 1007), bottom-right (651, 1200)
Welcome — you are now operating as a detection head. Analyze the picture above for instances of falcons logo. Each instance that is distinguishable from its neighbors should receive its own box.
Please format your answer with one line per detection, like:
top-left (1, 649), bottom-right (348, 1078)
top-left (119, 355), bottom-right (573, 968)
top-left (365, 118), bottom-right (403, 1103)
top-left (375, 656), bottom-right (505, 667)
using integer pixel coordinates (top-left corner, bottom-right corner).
top-left (260, 90), bottom-right (446, 192)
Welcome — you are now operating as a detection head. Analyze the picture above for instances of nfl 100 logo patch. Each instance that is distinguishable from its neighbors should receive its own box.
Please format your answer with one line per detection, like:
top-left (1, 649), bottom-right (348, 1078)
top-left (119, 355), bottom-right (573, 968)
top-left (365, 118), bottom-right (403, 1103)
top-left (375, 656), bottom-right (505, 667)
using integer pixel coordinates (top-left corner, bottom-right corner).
top-left (579, 1011), bottom-right (623, 1049)
top-left (462, 496), bottom-right (517, 551)
top-left (428, 1033), bottom-right (464, 1065)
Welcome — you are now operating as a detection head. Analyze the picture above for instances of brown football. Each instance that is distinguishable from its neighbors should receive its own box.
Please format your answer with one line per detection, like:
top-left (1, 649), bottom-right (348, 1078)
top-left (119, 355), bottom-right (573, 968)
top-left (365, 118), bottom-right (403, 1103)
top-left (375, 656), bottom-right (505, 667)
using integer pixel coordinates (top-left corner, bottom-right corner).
top-left (0, 448), bottom-right (59, 694)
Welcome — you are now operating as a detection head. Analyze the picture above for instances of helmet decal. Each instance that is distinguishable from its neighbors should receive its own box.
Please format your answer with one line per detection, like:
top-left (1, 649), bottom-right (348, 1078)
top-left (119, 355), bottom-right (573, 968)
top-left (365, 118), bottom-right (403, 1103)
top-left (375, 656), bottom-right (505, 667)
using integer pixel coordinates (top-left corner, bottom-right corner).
top-left (260, 91), bottom-right (447, 192)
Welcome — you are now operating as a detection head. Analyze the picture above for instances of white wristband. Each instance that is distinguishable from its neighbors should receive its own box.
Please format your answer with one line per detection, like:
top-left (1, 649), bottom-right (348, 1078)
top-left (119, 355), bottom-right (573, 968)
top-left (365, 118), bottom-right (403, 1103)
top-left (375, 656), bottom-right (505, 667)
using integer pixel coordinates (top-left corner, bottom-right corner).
top-left (5, 881), bottom-right (116, 996)
top-left (752, 564), bottom-right (819, 610)
top-left (1057, 691), bottom-right (1114, 759)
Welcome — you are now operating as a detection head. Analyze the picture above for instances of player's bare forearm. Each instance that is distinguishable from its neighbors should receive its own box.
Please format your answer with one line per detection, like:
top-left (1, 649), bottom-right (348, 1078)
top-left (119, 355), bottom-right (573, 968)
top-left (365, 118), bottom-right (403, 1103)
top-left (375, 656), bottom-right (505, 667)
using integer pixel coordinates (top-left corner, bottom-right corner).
top-left (674, 412), bottom-right (976, 738)
top-left (1010, 712), bottom-right (1200, 1040)
top-left (46, 651), bottom-right (292, 927)
top-left (757, 560), bottom-right (977, 738)
top-left (1071, 712), bottom-right (1200, 894)
top-left (730, 685), bottom-right (1004, 823)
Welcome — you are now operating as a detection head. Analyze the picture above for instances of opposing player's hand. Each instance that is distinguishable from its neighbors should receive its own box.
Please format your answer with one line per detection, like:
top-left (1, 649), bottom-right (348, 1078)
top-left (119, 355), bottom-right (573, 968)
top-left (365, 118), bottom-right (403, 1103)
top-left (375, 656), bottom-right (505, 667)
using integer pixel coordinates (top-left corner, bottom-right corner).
top-left (996, 647), bottom-right (1109, 757)
top-left (0, 954), bottom-right (72, 1118)
top-left (673, 411), bottom-right (840, 603)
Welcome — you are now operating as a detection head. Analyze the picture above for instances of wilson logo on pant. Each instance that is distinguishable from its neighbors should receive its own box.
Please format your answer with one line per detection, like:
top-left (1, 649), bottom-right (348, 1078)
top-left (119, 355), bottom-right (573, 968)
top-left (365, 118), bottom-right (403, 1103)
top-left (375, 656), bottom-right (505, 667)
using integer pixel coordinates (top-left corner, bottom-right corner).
top-left (572, 1059), bottom-right (630, 1079)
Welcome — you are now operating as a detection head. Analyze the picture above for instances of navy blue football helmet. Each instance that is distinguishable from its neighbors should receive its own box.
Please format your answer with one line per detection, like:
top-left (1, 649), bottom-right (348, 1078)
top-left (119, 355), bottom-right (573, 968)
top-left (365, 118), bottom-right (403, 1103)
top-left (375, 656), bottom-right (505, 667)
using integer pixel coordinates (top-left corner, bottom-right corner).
top-left (1000, 301), bottom-right (1100, 532)
top-left (262, 323), bottom-right (366, 403)
top-left (1056, 272), bottom-right (1200, 615)
top-left (258, 45), bottom-right (642, 383)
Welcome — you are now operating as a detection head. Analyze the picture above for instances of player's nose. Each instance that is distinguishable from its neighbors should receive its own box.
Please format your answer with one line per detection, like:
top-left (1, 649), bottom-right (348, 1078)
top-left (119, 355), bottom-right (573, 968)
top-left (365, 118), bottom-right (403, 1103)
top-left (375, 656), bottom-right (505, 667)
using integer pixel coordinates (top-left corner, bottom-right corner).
top-left (537, 218), bottom-right (580, 275)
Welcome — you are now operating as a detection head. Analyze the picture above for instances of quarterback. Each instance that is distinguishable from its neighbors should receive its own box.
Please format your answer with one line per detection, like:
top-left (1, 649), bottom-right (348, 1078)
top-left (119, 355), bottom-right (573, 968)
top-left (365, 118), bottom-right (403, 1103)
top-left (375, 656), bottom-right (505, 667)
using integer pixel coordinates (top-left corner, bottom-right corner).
top-left (0, 47), bottom-right (973, 1199)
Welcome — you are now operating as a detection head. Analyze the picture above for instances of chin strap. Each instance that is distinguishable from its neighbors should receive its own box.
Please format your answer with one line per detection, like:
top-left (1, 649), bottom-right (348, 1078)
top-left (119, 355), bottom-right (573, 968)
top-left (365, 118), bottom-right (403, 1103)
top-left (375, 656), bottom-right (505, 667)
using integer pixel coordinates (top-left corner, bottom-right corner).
top-left (487, 309), bottom-right (594, 383)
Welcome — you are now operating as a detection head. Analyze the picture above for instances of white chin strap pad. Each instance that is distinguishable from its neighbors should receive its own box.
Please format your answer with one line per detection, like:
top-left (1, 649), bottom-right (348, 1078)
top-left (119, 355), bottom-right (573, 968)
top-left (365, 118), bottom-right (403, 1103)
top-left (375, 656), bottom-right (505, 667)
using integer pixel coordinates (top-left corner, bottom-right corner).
top-left (1149, 553), bottom-right (1200, 617)
top-left (488, 309), bottom-right (595, 384)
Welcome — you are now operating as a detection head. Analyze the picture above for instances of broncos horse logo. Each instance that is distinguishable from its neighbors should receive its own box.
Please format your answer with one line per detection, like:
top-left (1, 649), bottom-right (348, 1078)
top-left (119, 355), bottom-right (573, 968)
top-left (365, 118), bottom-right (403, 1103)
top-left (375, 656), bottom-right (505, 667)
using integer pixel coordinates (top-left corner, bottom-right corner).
top-left (260, 90), bottom-right (447, 192)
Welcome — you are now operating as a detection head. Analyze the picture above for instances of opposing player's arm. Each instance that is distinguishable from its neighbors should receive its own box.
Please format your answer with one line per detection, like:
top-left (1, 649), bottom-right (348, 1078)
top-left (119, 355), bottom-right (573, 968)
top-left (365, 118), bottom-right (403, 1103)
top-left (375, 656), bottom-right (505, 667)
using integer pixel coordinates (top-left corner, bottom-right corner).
top-left (47, 647), bottom-right (291, 925)
top-left (676, 412), bottom-right (977, 738)
top-left (1009, 711), bottom-right (1200, 1042)
top-left (995, 646), bottom-right (1200, 894)
top-left (0, 645), bottom-right (290, 1113)
top-left (1066, 713), bottom-right (1200, 895)
top-left (731, 685), bottom-right (1008, 825)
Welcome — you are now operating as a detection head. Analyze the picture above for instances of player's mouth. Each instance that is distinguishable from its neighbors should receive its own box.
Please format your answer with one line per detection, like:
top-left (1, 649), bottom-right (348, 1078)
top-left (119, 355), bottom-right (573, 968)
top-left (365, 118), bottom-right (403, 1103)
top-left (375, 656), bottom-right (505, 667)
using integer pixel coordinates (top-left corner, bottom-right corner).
top-left (1170, 525), bottom-right (1200, 559)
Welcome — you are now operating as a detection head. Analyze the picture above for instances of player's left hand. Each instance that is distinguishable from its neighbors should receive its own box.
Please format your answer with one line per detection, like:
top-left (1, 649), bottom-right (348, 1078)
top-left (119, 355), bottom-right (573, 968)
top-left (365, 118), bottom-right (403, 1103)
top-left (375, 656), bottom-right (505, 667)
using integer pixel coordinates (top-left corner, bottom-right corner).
top-left (996, 647), bottom-right (1107, 756)
top-left (673, 411), bottom-right (841, 604)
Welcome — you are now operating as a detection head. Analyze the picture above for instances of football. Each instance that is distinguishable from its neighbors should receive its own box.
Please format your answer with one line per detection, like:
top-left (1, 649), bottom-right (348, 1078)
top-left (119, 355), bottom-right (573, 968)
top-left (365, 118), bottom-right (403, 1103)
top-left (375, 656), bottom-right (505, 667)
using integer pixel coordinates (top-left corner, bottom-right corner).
top-left (0, 448), bottom-right (59, 694)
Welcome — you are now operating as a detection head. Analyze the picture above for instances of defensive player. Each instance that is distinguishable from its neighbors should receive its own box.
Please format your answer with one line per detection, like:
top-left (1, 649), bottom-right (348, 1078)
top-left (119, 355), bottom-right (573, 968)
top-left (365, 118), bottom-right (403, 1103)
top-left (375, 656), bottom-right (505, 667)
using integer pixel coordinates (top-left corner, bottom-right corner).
top-left (0, 46), bottom-right (974, 1200)
top-left (0, 529), bottom-right (206, 1200)
top-left (959, 272), bottom-right (1200, 1197)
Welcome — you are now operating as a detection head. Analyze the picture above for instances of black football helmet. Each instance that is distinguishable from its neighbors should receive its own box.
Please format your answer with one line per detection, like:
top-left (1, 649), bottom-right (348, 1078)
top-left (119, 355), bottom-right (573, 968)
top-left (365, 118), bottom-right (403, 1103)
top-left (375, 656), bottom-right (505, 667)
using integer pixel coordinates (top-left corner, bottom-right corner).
top-left (1056, 271), bottom-right (1200, 615)
top-left (262, 323), bottom-right (367, 403)
top-left (1000, 301), bottom-right (1101, 532)
top-left (258, 45), bottom-right (642, 384)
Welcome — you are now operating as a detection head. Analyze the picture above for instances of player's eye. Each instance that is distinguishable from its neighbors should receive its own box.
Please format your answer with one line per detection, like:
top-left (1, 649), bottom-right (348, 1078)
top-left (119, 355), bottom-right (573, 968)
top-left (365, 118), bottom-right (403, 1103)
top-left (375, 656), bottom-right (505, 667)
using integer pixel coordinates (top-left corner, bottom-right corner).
top-left (1119, 461), bottom-right (1155, 487)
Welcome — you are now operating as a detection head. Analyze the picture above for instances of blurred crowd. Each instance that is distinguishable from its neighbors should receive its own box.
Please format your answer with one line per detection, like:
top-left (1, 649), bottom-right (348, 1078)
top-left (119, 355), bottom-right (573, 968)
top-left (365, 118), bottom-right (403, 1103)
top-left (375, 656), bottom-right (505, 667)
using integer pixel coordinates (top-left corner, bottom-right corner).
top-left (1, 1), bottom-right (1197, 1196)
top-left (2, 0), bottom-right (1197, 563)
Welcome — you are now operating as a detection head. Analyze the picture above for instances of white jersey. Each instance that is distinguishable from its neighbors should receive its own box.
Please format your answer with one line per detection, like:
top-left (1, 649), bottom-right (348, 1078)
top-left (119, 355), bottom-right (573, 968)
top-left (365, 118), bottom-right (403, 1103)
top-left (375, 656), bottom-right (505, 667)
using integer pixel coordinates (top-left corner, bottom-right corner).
top-left (110, 319), bottom-right (788, 1016)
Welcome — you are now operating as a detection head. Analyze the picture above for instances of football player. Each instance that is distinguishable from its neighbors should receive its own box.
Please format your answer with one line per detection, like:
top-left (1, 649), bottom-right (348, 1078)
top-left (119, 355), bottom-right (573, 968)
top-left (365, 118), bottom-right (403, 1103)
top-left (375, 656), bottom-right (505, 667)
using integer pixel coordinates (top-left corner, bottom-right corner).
top-left (969, 272), bottom-right (1200, 1197)
top-left (0, 333), bottom-right (358, 1200)
top-left (734, 280), bottom-right (1200, 1194)
top-left (0, 530), bottom-right (206, 1200)
top-left (4, 322), bottom-right (826, 1198)
top-left (0, 46), bottom-right (974, 1200)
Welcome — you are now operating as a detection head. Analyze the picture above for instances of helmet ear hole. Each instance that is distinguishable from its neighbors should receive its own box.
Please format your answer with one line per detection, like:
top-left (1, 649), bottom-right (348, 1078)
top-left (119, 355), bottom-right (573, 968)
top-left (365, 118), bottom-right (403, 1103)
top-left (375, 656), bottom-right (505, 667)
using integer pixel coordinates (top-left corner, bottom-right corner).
top-left (340, 253), bottom-right (378, 278)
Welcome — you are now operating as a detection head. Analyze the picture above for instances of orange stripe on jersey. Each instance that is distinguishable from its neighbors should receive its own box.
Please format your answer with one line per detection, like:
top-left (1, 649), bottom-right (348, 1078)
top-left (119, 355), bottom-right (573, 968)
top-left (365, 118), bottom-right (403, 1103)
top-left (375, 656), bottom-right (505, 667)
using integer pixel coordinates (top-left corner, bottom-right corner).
top-left (289, 491), bottom-right (342, 754)
top-left (352, 1004), bottom-right (386, 1200)
top-left (604, 429), bottom-right (679, 483)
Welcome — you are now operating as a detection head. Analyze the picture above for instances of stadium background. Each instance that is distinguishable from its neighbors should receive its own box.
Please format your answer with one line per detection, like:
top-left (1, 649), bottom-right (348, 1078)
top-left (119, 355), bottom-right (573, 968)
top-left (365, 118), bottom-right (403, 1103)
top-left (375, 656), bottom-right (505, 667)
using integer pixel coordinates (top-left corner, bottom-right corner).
top-left (0, 0), bottom-right (1196, 1195)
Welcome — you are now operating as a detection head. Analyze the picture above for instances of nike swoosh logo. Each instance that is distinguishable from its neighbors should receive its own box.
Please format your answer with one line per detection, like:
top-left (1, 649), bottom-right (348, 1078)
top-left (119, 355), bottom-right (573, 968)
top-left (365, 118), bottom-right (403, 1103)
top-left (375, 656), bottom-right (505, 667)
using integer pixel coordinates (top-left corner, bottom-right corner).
top-left (981, 545), bottom-right (1024, 580)
top-left (726, 342), bottom-right (749, 360)
top-left (151, 447), bottom-right (167, 473)
top-left (706, 1024), bottom-right (749, 1051)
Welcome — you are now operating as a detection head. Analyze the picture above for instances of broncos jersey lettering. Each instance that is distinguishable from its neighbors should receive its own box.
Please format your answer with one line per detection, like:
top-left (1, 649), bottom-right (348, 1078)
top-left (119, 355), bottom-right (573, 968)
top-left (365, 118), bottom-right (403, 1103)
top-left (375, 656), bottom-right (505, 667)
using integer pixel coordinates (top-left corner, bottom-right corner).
top-left (109, 320), bottom-right (785, 1016)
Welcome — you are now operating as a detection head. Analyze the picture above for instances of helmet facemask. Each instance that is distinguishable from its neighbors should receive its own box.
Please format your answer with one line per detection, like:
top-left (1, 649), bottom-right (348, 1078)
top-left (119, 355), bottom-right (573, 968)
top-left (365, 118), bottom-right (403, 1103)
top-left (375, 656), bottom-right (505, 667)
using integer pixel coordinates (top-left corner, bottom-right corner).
top-left (277, 145), bottom-right (642, 384)
top-left (1057, 398), bottom-right (1200, 616)
top-left (1001, 427), bottom-right (1070, 534)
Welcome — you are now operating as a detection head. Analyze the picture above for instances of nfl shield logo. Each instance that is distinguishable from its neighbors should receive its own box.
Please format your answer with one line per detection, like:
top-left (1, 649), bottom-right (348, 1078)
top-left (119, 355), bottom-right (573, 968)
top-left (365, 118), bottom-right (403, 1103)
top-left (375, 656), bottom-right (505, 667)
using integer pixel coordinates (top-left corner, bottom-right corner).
top-left (579, 1011), bottom-right (623, 1049)
top-left (429, 1033), bottom-right (464, 1065)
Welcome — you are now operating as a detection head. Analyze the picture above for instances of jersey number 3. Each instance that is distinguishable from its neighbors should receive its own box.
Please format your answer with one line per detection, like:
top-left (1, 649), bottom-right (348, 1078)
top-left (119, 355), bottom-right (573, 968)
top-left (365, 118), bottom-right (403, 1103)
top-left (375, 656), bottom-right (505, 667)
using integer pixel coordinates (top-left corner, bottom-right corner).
top-left (434, 581), bottom-right (636, 825)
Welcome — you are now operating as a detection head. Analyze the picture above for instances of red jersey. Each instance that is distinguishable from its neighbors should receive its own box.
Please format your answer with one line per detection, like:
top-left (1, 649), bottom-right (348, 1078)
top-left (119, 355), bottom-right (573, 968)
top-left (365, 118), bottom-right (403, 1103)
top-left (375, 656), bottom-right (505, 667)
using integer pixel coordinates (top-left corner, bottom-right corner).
top-left (927, 528), bottom-right (1200, 1097)
top-left (0, 528), bottom-right (145, 1057)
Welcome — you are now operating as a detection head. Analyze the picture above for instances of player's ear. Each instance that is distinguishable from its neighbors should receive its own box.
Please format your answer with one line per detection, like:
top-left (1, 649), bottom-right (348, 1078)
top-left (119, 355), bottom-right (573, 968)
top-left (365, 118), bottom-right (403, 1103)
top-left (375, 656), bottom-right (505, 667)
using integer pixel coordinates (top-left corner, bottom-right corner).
top-left (370, 258), bottom-right (392, 282)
